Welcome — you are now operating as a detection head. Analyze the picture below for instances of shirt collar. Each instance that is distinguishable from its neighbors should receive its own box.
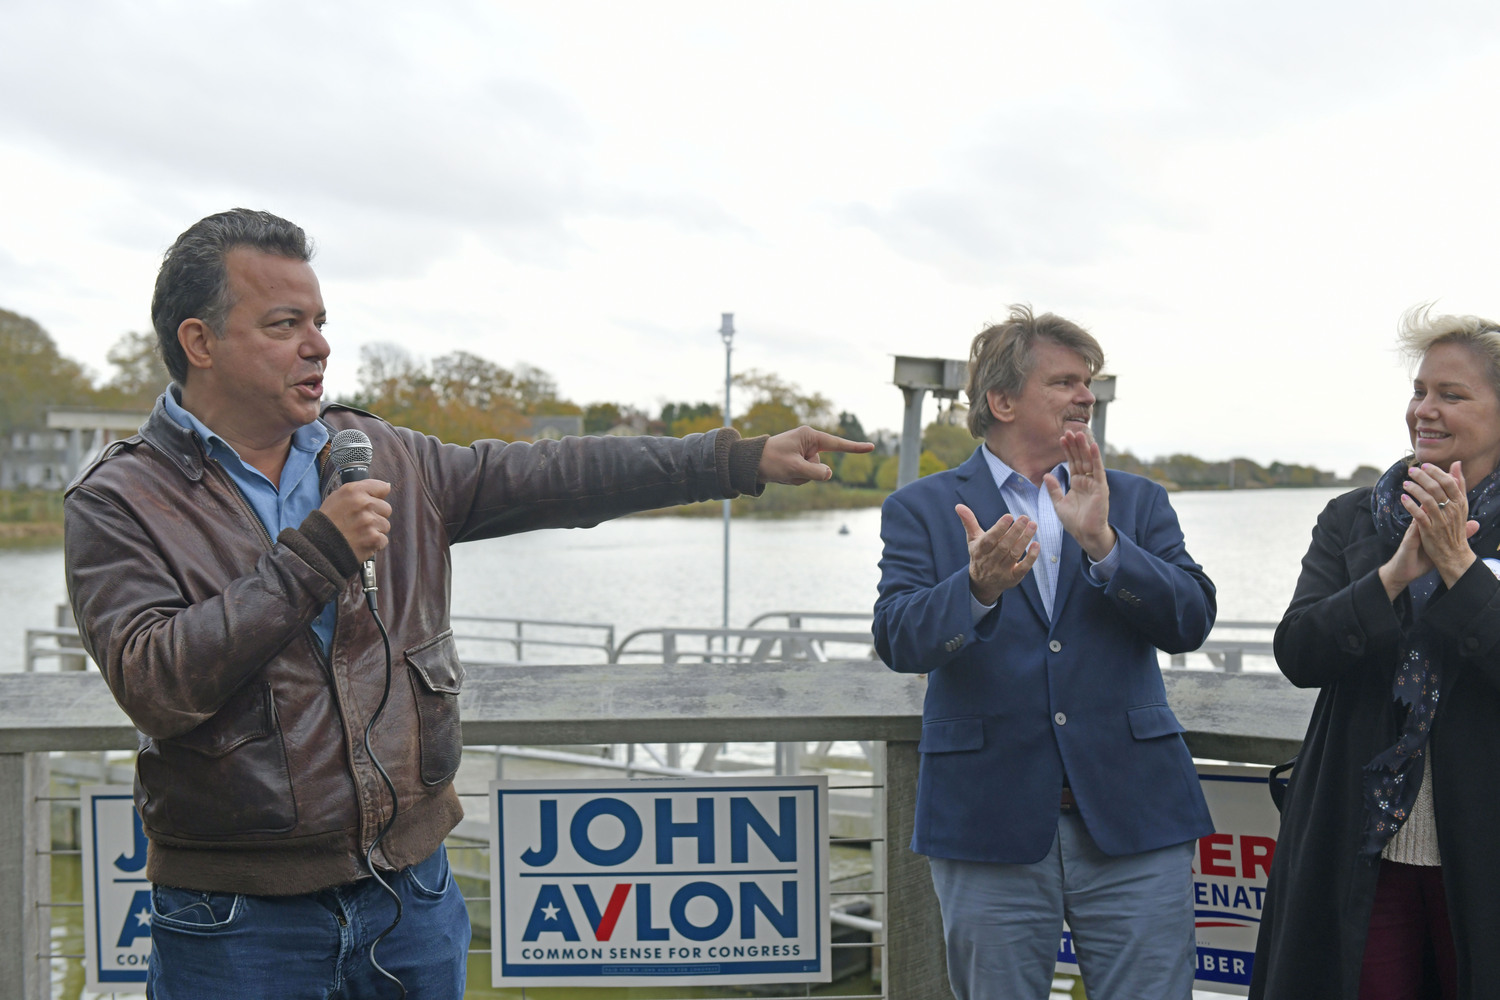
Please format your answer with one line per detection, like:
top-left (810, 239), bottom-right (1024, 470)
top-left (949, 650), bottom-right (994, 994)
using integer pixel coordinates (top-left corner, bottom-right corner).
top-left (161, 386), bottom-right (329, 472)
top-left (980, 444), bottom-right (1068, 493)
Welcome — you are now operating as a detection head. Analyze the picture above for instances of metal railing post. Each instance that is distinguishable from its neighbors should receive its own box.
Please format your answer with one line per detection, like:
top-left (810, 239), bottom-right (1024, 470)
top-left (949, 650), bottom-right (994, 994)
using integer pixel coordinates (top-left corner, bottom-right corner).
top-left (55, 604), bottom-right (86, 672)
top-left (0, 751), bottom-right (49, 1000)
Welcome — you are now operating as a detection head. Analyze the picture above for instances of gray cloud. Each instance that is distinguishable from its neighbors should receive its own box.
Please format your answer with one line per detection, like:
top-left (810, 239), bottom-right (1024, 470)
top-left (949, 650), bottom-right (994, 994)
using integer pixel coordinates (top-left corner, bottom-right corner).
top-left (834, 3), bottom-right (1500, 283)
top-left (836, 115), bottom-right (1167, 280)
top-left (1106, 2), bottom-right (1500, 137)
top-left (0, 1), bottom-right (743, 278)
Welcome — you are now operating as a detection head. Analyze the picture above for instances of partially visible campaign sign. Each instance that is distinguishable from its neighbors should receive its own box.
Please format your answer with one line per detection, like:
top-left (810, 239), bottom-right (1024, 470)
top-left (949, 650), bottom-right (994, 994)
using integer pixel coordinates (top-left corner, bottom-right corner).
top-left (490, 776), bottom-right (831, 988)
top-left (1054, 763), bottom-right (1284, 995)
top-left (1188, 763), bottom-right (1283, 994)
top-left (80, 786), bottom-right (152, 990)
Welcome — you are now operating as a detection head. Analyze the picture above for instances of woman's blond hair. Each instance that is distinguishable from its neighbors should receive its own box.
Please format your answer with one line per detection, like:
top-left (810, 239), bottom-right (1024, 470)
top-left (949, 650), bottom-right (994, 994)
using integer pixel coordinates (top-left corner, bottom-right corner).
top-left (1398, 303), bottom-right (1500, 400)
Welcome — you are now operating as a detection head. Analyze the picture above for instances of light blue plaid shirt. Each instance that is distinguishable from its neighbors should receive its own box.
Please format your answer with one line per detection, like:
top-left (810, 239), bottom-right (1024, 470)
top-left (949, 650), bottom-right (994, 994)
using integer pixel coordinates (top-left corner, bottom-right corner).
top-left (970, 446), bottom-right (1119, 622)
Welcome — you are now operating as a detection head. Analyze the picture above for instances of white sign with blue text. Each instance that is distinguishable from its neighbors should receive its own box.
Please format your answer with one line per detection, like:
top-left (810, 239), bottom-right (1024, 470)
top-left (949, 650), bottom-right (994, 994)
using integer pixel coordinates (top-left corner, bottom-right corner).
top-left (80, 786), bottom-right (153, 990)
top-left (490, 776), bottom-right (831, 987)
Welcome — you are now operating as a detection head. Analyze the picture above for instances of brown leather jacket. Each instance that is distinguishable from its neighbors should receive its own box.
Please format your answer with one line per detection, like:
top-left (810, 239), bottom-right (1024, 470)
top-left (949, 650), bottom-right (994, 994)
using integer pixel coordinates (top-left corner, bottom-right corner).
top-left (64, 400), bottom-right (764, 895)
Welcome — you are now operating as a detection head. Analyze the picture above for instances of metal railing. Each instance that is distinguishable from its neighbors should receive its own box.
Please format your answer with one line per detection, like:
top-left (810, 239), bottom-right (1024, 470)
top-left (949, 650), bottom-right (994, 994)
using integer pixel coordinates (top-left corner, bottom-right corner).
top-left (22, 604), bottom-right (88, 673)
top-left (0, 661), bottom-right (1318, 1000)
top-left (24, 605), bottom-right (1282, 675)
top-left (1168, 620), bottom-right (1277, 672)
top-left (613, 626), bottom-right (877, 664)
top-left (449, 614), bottom-right (616, 664)
top-left (20, 609), bottom-right (1286, 841)
top-left (745, 611), bottom-right (874, 630)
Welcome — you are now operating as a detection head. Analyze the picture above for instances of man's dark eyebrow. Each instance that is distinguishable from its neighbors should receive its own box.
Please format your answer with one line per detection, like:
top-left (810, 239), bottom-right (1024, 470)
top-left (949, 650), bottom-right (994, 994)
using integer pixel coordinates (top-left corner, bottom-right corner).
top-left (260, 305), bottom-right (326, 321)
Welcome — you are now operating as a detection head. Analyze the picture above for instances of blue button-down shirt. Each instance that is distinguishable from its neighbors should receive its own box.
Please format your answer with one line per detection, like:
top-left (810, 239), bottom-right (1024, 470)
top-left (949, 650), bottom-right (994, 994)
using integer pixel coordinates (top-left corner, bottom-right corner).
top-left (970, 447), bottom-right (1119, 623)
top-left (163, 389), bottom-right (336, 652)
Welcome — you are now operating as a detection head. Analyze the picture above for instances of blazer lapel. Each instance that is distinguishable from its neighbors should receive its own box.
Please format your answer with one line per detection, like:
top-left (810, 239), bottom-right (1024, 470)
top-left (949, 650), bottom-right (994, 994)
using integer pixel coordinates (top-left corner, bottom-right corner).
top-left (954, 447), bottom-right (1047, 624)
top-left (1049, 529), bottom-right (1082, 628)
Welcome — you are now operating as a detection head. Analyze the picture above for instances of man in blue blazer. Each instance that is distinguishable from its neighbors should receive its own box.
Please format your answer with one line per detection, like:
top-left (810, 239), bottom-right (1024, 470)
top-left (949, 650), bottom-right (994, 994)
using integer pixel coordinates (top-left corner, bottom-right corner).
top-left (874, 305), bottom-right (1215, 1000)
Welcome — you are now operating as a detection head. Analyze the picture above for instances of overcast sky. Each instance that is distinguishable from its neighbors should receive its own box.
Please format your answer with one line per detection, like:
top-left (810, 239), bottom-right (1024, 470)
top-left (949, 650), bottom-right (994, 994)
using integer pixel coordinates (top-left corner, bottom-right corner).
top-left (4, 1), bottom-right (1500, 475)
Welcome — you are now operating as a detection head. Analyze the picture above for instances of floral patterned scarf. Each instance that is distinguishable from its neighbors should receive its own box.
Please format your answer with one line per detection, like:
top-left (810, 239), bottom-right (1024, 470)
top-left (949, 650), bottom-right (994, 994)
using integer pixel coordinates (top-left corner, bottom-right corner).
top-left (1363, 458), bottom-right (1500, 857)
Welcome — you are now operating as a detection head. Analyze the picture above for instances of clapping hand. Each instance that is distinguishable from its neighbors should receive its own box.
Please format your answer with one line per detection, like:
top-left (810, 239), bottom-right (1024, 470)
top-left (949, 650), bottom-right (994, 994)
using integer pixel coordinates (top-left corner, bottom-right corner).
top-left (1381, 461), bottom-right (1479, 595)
top-left (1044, 430), bottom-right (1116, 562)
top-left (957, 505), bottom-right (1040, 605)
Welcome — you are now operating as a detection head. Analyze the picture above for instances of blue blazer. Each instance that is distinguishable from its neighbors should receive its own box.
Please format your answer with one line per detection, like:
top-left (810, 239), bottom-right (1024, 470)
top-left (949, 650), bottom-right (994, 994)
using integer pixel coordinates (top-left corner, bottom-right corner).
top-left (873, 446), bottom-right (1216, 863)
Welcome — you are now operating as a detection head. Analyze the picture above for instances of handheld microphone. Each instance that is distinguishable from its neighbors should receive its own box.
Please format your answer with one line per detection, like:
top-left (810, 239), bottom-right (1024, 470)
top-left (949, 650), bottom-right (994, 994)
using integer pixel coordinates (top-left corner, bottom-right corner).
top-left (329, 429), bottom-right (380, 609)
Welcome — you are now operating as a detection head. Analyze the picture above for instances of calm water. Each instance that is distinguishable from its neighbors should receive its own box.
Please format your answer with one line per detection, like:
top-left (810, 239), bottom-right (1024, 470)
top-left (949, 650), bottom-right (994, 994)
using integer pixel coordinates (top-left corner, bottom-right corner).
top-left (2, 488), bottom-right (1343, 674)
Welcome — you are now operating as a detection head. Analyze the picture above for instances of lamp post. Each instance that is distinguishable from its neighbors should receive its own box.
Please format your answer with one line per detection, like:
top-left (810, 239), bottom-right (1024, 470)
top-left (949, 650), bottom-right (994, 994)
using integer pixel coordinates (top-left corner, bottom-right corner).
top-left (719, 313), bottom-right (734, 637)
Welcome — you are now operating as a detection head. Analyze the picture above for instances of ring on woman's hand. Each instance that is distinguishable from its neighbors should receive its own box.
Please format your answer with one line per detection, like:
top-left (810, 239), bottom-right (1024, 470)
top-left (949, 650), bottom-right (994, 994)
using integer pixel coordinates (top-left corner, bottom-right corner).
top-left (1438, 500), bottom-right (1450, 509)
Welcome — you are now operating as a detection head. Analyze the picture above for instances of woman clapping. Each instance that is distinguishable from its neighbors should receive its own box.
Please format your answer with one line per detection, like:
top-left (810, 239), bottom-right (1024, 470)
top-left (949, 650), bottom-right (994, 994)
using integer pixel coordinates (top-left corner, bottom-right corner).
top-left (1252, 306), bottom-right (1500, 1000)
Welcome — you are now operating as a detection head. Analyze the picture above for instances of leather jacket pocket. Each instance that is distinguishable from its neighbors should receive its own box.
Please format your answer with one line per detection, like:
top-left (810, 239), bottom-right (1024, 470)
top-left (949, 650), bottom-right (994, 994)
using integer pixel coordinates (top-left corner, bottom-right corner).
top-left (137, 681), bottom-right (297, 837)
top-left (406, 630), bottom-right (465, 786)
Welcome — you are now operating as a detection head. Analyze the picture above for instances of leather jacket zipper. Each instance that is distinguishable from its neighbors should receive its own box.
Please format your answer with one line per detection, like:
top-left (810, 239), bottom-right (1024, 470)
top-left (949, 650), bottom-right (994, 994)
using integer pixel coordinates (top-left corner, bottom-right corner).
top-left (209, 457), bottom-right (275, 549)
top-left (208, 457), bottom-right (333, 668)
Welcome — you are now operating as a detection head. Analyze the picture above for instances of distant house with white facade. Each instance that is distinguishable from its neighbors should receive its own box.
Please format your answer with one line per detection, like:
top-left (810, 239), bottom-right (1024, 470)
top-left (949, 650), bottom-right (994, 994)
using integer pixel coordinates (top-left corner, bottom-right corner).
top-left (0, 408), bottom-right (147, 490)
top-left (0, 428), bottom-right (71, 489)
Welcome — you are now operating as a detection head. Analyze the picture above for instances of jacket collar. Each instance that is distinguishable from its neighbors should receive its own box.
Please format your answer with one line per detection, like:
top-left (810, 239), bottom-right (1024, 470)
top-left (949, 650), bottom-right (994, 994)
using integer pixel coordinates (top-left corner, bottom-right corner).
top-left (143, 388), bottom-right (343, 486)
top-left (140, 390), bottom-right (208, 483)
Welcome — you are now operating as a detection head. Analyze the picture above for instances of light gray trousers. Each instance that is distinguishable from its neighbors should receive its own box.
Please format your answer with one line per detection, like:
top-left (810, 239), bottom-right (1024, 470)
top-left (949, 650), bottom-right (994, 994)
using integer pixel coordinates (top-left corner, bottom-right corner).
top-left (928, 813), bottom-right (1197, 1000)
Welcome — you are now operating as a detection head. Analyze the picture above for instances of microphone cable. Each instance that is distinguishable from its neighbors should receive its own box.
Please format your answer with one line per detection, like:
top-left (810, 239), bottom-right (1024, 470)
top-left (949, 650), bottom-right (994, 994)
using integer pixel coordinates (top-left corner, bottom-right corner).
top-left (327, 427), bottom-right (406, 997)
top-left (361, 595), bottom-right (407, 999)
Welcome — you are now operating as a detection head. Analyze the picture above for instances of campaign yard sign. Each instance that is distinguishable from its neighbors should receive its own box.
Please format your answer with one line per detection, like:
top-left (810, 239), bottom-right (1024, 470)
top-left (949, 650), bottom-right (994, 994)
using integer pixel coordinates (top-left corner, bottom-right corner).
top-left (491, 776), bottom-right (831, 988)
top-left (1054, 763), bottom-right (1283, 995)
top-left (1188, 763), bottom-right (1283, 994)
top-left (80, 786), bottom-right (152, 990)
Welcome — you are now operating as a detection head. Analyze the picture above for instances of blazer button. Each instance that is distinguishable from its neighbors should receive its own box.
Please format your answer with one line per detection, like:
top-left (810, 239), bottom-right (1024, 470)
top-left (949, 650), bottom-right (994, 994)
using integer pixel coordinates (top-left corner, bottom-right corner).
top-left (1054, 712), bottom-right (1067, 725)
top-left (1048, 639), bottom-right (1062, 652)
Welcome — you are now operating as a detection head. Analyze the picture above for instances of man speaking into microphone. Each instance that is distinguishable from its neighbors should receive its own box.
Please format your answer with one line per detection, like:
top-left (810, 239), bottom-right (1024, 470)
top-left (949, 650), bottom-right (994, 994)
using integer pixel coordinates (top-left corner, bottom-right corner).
top-left (62, 208), bottom-right (871, 999)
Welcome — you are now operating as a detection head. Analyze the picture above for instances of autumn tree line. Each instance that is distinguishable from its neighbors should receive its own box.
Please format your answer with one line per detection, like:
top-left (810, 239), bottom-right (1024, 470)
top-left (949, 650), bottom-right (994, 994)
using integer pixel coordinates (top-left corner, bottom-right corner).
top-left (2, 305), bottom-right (1358, 502)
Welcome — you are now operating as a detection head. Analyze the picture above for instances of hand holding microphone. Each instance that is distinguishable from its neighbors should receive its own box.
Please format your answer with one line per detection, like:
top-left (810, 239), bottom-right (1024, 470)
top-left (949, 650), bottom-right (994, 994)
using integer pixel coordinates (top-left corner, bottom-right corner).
top-left (324, 429), bottom-right (392, 607)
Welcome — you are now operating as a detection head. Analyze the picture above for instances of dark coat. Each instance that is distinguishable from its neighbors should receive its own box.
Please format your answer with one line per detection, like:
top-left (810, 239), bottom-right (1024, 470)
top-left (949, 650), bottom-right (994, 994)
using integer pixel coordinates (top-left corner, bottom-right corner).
top-left (872, 446), bottom-right (1216, 862)
top-left (1250, 487), bottom-right (1500, 999)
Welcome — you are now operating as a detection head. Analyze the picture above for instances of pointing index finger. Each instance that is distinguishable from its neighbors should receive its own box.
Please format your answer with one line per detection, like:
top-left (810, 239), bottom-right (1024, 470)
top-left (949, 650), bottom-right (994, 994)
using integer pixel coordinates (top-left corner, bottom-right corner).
top-left (811, 430), bottom-right (876, 454)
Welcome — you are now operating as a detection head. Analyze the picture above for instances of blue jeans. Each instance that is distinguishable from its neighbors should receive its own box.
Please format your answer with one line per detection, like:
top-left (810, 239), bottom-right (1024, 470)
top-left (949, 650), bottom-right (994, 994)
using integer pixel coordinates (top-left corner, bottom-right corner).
top-left (929, 813), bottom-right (1196, 1000)
top-left (147, 845), bottom-right (471, 999)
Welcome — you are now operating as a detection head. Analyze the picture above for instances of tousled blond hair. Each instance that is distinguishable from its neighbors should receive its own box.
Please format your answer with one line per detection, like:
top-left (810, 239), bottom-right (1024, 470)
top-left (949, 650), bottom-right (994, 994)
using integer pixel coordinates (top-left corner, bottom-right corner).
top-left (965, 304), bottom-right (1104, 438)
top-left (1398, 303), bottom-right (1500, 400)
